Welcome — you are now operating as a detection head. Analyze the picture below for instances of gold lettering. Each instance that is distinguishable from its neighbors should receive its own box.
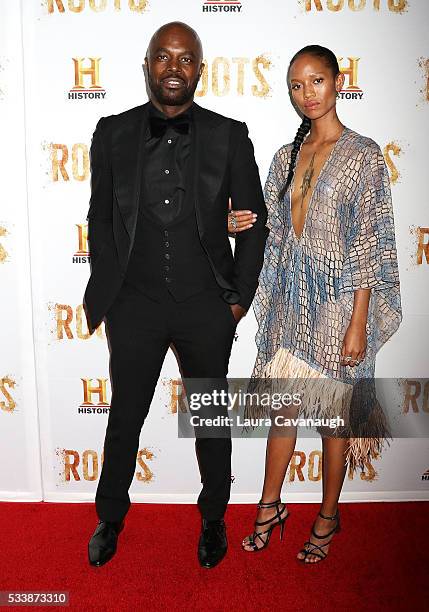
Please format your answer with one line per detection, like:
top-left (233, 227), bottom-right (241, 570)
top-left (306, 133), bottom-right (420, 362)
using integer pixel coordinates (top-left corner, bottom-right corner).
top-left (388, 0), bottom-right (407, 12)
top-left (212, 57), bottom-right (230, 97)
top-left (348, 0), bottom-right (365, 9)
top-left (76, 223), bottom-right (88, 255)
top-left (89, 0), bottom-right (107, 10)
top-left (416, 228), bottom-right (429, 265)
top-left (308, 450), bottom-right (322, 481)
top-left (418, 58), bottom-right (429, 102)
top-left (232, 58), bottom-right (249, 95)
top-left (73, 57), bottom-right (102, 89)
top-left (56, 304), bottom-right (73, 339)
top-left (81, 378), bottom-right (109, 405)
top-left (403, 380), bottom-right (420, 413)
top-left (0, 226), bottom-right (8, 264)
top-left (68, 0), bottom-right (85, 12)
top-left (195, 62), bottom-right (208, 97)
top-left (337, 57), bottom-right (360, 90)
top-left (76, 304), bottom-right (92, 340)
top-left (423, 381), bottom-right (429, 413)
top-left (288, 451), bottom-right (306, 481)
top-left (47, 0), bottom-right (65, 12)
top-left (305, 0), bottom-right (323, 9)
top-left (327, 0), bottom-right (345, 10)
top-left (0, 377), bottom-right (16, 413)
top-left (83, 450), bottom-right (98, 480)
top-left (252, 56), bottom-right (271, 97)
top-left (128, 0), bottom-right (148, 11)
top-left (403, 380), bottom-right (429, 412)
top-left (304, 0), bottom-right (406, 10)
top-left (136, 448), bottom-right (154, 482)
top-left (383, 142), bottom-right (401, 184)
top-left (72, 143), bottom-right (90, 181)
top-left (169, 379), bottom-right (188, 413)
top-left (359, 458), bottom-right (377, 481)
top-left (64, 450), bottom-right (80, 481)
top-left (50, 144), bottom-right (69, 182)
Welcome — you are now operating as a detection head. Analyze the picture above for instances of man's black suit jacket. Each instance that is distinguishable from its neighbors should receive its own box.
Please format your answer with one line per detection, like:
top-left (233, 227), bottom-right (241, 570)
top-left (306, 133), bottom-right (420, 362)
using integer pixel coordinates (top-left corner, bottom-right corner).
top-left (83, 101), bottom-right (269, 332)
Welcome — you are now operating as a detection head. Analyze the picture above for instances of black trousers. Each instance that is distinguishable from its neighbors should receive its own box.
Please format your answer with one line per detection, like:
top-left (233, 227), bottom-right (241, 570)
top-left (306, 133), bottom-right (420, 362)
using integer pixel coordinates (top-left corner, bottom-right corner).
top-left (95, 283), bottom-right (237, 522)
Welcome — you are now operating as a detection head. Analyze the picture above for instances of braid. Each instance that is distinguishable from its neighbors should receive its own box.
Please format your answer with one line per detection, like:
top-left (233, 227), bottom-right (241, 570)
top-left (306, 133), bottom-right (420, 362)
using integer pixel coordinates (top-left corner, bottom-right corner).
top-left (279, 116), bottom-right (311, 201)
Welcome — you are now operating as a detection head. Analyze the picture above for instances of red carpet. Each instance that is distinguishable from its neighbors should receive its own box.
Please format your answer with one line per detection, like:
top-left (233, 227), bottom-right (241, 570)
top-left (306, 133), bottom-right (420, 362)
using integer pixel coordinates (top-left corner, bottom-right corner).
top-left (0, 501), bottom-right (427, 611)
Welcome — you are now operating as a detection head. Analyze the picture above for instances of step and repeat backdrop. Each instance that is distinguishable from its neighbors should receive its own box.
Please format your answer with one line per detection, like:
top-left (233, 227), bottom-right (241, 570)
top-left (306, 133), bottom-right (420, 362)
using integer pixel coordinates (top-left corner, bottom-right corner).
top-left (1, 0), bottom-right (428, 504)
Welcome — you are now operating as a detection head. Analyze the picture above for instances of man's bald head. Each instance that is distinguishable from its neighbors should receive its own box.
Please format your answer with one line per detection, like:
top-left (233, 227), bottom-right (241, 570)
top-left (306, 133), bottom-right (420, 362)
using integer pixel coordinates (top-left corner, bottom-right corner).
top-left (147, 21), bottom-right (203, 63)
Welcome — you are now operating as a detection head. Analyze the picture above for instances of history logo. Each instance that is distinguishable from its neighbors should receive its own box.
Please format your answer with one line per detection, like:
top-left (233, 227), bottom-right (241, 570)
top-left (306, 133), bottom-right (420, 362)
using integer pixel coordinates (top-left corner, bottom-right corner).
top-left (202, 0), bottom-right (243, 13)
top-left (73, 223), bottom-right (90, 263)
top-left (68, 57), bottom-right (106, 100)
top-left (79, 378), bottom-right (110, 414)
top-left (338, 57), bottom-right (364, 100)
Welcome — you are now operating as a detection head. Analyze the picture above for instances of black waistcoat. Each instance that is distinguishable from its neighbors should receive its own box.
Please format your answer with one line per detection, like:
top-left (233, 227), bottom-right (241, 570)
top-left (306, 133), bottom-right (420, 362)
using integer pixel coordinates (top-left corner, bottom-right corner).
top-left (124, 111), bottom-right (218, 302)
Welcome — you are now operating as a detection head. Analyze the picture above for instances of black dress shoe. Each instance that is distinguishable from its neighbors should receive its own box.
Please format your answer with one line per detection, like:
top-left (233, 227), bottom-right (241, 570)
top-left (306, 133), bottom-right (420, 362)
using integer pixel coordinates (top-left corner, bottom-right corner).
top-left (88, 519), bottom-right (124, 567)
top-left (198, 519), bottom-right (227, 569)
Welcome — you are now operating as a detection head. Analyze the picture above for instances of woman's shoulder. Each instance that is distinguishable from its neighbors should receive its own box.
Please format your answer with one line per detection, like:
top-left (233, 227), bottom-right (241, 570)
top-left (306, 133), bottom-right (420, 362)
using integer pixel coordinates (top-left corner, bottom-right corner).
top-left (343, 128), bottom-right (383, 157)
top-left (270, 142), bottom-right (294, 166)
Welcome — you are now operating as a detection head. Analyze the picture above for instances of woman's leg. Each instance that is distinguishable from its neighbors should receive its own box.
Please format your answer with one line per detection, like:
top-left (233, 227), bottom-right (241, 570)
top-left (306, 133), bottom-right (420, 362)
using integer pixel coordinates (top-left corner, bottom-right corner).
top-left (242, 409), bottom-right (298, 551)
top-left (297, 435), bottom-right (348, 562)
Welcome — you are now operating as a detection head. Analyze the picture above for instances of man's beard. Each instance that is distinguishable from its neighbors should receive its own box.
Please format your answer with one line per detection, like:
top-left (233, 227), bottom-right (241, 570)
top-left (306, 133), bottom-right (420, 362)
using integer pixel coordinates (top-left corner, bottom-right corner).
top-left (147, 71), bottom-right (200, 106)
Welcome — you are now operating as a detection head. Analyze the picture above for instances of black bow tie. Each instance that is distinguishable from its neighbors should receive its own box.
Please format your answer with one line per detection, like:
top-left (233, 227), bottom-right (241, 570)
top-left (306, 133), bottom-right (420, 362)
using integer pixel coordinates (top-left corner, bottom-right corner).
top-left (149, 115), bottom-right (190, 139)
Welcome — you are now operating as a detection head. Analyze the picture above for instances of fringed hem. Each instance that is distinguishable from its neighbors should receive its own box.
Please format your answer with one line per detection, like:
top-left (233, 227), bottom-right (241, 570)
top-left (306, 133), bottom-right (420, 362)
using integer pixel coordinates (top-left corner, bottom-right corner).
top-left (245, 347), bottom-right (390, 473)
top-left (345, 397), bottom-right (391, 473)
top-left (246, 347), bottom-right (353, 423)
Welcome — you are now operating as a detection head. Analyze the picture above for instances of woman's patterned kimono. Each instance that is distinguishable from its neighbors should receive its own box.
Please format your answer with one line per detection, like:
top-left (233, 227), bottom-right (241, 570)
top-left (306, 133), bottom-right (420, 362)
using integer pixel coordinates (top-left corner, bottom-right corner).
top-left (249, 127), bottom-right (402, 471)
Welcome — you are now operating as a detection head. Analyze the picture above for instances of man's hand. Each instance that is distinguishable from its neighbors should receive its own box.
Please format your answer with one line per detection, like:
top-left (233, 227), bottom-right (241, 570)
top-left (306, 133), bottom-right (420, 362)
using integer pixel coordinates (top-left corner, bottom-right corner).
top-left (230, 304), bottom-right (246, 323)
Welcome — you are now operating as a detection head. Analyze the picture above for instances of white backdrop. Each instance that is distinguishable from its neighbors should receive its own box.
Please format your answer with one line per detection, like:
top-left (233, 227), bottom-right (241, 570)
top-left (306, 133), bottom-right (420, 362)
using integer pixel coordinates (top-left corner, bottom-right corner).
top-left (1, 0), bottom-right (428, 504)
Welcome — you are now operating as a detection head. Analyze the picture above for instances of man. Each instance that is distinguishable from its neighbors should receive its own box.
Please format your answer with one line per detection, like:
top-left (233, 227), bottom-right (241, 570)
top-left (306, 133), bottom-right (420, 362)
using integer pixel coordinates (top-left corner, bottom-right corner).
top-left (85, 21), bottom-right (268, 569)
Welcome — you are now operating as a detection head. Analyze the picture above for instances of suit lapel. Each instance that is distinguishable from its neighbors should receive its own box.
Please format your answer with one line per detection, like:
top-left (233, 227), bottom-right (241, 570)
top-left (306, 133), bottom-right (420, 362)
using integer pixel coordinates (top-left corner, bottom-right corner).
top-left (191, 104), bottom-right (237, 294)
top-left (110, 102), bottom-right (230, 255)
top-left (111, 103), bottom-right (149, 251)
top-left (192, 103), bottom-right (230, 239)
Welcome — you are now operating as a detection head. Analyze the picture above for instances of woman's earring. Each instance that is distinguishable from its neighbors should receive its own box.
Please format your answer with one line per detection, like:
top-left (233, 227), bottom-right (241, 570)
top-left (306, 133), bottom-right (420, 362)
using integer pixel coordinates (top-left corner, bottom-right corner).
top-left (336, 91), bottom-right (340, 99)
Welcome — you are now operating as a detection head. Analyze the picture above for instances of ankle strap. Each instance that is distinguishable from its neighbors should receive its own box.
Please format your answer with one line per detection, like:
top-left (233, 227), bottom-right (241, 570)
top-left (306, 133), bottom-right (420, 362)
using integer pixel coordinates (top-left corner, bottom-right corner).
top-left (318, 510), bottom-right (339, 521)
top-left (257, 499), bottom-right (282, 509)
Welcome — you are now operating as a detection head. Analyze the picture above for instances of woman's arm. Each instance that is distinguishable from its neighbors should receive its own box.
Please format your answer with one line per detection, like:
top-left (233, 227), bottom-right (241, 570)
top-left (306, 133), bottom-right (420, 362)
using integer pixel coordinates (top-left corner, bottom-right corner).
top-left (340, 288), bottom-right (371, 367)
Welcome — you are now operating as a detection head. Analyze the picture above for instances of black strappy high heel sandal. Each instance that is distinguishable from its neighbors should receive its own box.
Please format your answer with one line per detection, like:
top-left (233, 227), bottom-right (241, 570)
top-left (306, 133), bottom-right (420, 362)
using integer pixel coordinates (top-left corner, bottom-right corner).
top-left (242, 499), bottom-right (289, 552)
top-left (298, 510), bottom-right (341, 563)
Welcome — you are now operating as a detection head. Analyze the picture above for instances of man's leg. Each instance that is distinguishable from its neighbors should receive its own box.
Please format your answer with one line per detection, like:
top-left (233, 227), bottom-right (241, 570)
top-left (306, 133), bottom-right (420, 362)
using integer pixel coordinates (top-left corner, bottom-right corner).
top-left (95, 286), bottom-right (170, 522)
top-left (170, 289), bottom-right (236, 521)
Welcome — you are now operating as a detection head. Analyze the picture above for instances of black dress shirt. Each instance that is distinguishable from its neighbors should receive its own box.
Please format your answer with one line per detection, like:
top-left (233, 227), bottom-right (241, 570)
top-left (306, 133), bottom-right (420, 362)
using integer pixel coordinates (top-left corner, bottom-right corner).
top-left (142, 102), bottom-right (192, 226)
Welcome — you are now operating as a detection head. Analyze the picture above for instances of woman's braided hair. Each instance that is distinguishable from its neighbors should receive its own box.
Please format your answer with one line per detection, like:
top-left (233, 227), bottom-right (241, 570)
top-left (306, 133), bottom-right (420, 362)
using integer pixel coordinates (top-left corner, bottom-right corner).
top-left (279, 45), bottom-right (340, 202)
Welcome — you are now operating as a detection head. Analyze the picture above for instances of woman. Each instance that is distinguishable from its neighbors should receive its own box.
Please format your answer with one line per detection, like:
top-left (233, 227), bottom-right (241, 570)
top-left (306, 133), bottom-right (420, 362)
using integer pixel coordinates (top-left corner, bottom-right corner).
top-left (227, 45), bottom-right (402, 563)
